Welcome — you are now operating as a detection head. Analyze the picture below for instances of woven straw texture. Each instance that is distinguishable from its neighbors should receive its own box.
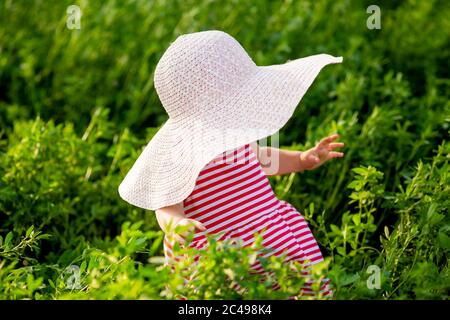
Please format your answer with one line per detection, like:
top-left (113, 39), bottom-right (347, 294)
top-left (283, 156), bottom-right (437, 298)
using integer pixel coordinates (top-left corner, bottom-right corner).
top-left (118, 30), bottom-right (343, 210)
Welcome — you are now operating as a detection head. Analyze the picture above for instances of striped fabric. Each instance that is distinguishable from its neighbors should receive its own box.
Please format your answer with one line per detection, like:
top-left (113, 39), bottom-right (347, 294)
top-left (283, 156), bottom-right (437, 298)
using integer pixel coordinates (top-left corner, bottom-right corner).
top-left (164, 143), bottom-right (332, 298)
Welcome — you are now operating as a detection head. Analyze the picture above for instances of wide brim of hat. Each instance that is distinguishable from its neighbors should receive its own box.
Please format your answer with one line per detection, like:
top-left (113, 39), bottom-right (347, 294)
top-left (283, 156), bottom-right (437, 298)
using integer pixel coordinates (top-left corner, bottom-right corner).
top-left (118, 54), bottom-right (343, 210)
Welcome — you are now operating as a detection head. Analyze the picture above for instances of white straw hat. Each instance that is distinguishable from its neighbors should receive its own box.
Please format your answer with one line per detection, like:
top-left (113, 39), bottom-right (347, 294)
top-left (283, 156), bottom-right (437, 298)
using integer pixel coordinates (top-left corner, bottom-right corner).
top-left (118, 30), bottom-right (342, 210)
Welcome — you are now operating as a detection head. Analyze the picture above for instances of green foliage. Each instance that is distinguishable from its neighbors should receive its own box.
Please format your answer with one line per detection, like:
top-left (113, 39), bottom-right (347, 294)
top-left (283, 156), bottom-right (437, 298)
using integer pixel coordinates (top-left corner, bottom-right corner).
top-left (162, 233), bottom-right (330, 300)
top-left (0, 0), bottom-right (449, 299)
top-left (0, 227), bottom-right (50, 299)
top-left (0, 110), bottom-right (158, 250)
top-left (379, 142), bottom-right (450, 299)
top-left (315, 142), bottom-right (450, 299)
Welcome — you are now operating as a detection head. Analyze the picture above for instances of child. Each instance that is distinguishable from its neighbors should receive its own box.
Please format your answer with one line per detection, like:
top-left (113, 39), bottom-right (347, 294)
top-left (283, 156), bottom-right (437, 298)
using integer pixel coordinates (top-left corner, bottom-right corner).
top-left (119, 30), bottom-right (344, 298)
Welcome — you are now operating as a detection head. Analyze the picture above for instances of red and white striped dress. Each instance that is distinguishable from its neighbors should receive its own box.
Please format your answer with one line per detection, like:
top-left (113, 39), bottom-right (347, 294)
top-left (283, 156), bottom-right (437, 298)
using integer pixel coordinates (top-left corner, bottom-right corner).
top-left (164, 143), bottom-right (332, 298)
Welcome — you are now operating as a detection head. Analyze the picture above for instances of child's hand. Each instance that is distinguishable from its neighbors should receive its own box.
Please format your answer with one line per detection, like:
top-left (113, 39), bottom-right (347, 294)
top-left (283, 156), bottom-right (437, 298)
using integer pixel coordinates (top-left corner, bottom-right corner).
top-left (172, 218), bottom-right (206, 246)
top-left (299, 133), bottom-right (345, 171)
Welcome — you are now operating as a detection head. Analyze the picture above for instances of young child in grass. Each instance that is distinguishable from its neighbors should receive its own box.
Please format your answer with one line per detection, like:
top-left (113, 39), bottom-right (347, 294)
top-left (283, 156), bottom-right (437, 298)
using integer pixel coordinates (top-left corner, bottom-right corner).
top-left (119, 30), bottom-right (344, 298)
top-left (158, 136), bottom-right (344, 297)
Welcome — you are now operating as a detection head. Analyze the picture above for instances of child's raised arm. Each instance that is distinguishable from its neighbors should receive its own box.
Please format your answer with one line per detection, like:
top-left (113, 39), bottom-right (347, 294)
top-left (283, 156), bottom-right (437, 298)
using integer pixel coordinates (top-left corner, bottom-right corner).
top-left (251, 142), bottom-right (303, 176)
top-left (252, 133), bottom-right (344, 176)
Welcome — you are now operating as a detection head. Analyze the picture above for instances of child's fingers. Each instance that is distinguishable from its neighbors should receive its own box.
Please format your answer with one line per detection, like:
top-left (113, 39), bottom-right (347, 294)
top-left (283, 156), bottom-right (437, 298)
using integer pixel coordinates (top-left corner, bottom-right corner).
top-left (174, 220), bottom-right (194, 239)
top-left (173, 233), bottom-right (186, 246)
top-left (327, 151), bottom-right (344, 159)
top-left (173, 218), bottom-right (205, 247)
top-left (327, 142), bottom-right (345, 150)
top-left (186, 218), bottom-right (207, 232)
top-left (318, 133), bottom-right (340, 146)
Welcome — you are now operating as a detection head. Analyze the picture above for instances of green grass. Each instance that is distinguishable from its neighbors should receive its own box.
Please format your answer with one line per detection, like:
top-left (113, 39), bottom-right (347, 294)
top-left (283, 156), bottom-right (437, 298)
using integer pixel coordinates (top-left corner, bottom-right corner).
top-left (0, 0), bottom-right (449, 299)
